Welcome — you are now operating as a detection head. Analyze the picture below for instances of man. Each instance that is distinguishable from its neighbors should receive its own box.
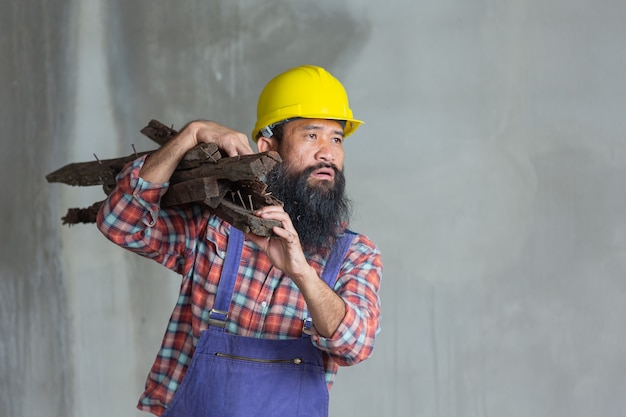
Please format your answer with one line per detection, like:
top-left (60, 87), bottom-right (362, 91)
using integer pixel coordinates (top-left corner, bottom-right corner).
top-left (97, 65), bottom-right (382, 417)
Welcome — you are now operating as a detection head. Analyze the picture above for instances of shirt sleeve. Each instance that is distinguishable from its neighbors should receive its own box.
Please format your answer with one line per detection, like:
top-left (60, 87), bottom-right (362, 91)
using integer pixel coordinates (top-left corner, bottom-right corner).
top-left (310, 235), bottom-right (383, 366)
top-left (96, 155), bottom-right (205, 274)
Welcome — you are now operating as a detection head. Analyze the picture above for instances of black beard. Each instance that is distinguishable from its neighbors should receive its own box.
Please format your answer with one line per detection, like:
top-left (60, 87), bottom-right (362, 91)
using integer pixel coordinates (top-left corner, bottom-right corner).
top-left (265, 162), bottom-right (352, 255)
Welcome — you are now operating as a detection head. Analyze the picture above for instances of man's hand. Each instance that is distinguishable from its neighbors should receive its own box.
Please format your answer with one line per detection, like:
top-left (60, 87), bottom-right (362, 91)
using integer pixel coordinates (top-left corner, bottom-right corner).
top-left (185, 120), bottom-right (254, 157)
top-left (140, 120), bottom-right (254, 183)
top-left (246, 205), bottom-right (312, 280)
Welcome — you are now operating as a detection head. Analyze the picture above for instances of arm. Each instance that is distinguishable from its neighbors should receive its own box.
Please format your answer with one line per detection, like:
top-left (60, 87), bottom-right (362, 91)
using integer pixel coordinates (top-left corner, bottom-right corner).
top-left (140, 120), bottom-right (253, 183)
top-left (247, 206), bottom-right (382, 365)
top-left (312, 239), bottom-right (382, 366)
top-left (97, 120), bottom-right (254, 271)
top-left (246, 205), bottom-right (344, 337)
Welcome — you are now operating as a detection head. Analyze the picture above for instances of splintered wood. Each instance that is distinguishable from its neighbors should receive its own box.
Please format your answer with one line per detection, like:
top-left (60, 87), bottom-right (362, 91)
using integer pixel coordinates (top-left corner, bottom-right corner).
top-left (46, 119), bottom-right (283, 236)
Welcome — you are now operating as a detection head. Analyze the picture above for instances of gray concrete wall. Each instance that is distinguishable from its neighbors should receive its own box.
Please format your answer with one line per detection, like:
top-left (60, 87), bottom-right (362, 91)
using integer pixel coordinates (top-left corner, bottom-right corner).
top-left (1, 1), bottom-right (75, 416)
top-left (2, 0), bottom-right (626, 416)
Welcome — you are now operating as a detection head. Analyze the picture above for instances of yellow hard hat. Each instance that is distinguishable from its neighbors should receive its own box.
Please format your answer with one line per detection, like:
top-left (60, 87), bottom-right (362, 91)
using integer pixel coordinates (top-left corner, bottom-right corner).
top-left (252, 65), bottom-right (363, 141)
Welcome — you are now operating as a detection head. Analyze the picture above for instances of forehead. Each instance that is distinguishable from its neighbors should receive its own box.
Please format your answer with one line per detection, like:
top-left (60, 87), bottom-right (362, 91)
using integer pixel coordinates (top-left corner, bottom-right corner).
top-left (285, 118), bottom-right (344, 136)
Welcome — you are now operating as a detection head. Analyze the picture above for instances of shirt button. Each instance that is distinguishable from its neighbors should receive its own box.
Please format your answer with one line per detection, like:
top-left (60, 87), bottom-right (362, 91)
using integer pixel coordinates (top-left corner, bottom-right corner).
top-left (261, 301), bottom-right (267, 308)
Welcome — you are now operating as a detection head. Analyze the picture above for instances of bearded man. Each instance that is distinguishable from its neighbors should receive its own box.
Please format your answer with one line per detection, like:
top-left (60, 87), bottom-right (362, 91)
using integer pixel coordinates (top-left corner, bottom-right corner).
top-left (97, 65), bottom-right (382, 417)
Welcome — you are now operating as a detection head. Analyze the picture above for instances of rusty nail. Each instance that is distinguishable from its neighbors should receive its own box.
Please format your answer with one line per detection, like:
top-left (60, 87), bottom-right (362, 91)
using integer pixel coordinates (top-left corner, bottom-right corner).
top-left (237, 190), bottom-right (246, 208)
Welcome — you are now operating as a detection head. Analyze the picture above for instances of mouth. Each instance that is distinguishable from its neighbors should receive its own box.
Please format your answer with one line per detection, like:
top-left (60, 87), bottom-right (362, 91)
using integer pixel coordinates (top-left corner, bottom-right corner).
top-left (310, 166), bottom-right (335, 181)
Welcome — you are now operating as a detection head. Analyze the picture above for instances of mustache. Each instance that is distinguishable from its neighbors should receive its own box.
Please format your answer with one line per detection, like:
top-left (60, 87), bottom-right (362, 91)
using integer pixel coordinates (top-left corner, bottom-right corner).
top-left (302, 162), bottom-right (341, 177)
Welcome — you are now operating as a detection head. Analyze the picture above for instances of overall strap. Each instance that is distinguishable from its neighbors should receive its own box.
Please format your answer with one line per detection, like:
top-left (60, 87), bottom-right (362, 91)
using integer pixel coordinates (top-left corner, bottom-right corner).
top-left (320, 230), bottom-right (356, 287)
top-left (208, 227), bottom-right (244, 329)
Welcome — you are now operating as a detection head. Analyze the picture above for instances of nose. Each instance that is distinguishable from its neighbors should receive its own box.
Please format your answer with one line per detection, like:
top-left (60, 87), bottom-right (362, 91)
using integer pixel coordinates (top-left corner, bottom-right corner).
top-left (315, 140), bottom-right (334, 163)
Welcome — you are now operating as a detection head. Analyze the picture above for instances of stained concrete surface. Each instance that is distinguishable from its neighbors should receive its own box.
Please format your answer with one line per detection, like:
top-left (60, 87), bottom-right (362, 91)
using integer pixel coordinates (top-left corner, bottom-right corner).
top-left (3, 0), bottom-right (626, 416)
top-left (1, 2), bottom-right (74, 416)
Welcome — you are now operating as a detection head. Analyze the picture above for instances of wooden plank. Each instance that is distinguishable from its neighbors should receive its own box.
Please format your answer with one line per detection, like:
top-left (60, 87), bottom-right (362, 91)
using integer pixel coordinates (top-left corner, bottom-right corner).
top-left (212, 200), bottom-right (280, 237)
top-left (59, 195), bottom-right (281, 236)
top-left (45, 153), bottom-right (145, 186)
top-left (170, 151), bottom-right (281, 184)
top-left (61, 201), bottom-right (104, 225)
top-left (139, 119), bottom-right (178, 146)
top-left (45, 147), bottom-right (275, 187)
top-left (48, 119), bottom-right (284, 235)
top-left (161, 177), bottom-right (224, 207)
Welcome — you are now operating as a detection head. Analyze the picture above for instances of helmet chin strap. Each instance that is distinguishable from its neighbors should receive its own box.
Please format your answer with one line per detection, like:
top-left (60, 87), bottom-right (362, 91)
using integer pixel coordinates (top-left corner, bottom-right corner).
top-left (259, 126), bottom-right (273, 138)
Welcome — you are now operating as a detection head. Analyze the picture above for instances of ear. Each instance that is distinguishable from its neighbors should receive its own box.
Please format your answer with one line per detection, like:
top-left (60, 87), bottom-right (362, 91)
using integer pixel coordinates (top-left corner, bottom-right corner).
top-left (257, 136), bottom-right (279, 153)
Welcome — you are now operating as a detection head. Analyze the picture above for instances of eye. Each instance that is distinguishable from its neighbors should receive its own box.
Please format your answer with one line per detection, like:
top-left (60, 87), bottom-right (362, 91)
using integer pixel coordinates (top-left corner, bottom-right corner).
top-left (331, 136), bottom-right (344, 144)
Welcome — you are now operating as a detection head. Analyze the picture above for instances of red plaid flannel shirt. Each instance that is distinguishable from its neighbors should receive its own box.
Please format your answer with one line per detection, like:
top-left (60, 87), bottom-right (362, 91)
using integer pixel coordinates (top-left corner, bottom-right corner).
top-left (96, 156), bottom-right (382, 416)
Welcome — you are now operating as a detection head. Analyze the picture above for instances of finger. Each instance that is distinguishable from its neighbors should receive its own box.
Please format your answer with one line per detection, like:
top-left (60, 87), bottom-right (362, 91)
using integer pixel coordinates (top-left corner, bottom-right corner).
top-left (256, 209), bottom-right (296, 233)
top-left (230, 133), bottom-right (254, 156)
top-left (215, 134), bottom-right (252, 157)
top-left (194, 123), bottom-right (253, 157)
top-left (254, 205), bottom-right (288, 217)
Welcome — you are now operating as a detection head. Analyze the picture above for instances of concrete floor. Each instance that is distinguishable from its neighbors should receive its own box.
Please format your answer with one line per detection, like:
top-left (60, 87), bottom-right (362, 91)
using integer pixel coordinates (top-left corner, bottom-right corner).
top-left (3, 0), bottom-right (626, 416)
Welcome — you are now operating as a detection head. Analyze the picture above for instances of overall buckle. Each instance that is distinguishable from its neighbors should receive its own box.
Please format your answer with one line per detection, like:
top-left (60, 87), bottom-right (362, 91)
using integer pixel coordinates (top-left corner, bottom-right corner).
top-left (208, 309), bottom-right (228, 328)
top-left (302, 317), bottom-right (313, 335)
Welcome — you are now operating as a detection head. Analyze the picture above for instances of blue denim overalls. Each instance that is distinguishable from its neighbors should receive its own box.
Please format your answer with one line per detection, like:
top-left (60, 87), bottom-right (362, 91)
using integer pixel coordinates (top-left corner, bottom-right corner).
top-left (162, 227), bottom-right (355, 417)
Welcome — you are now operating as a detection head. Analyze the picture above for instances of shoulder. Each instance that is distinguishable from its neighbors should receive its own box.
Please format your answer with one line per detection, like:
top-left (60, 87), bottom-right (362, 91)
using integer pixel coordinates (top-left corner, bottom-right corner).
top-left (345, 229), bottom-right (379, 254)
top-left (343, 229), bottom-right (382, 270)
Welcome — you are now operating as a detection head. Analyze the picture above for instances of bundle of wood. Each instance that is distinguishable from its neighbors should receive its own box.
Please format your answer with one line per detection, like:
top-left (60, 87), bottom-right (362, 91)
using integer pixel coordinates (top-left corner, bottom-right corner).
top-left (46, 120), bottom-right (283, 236)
